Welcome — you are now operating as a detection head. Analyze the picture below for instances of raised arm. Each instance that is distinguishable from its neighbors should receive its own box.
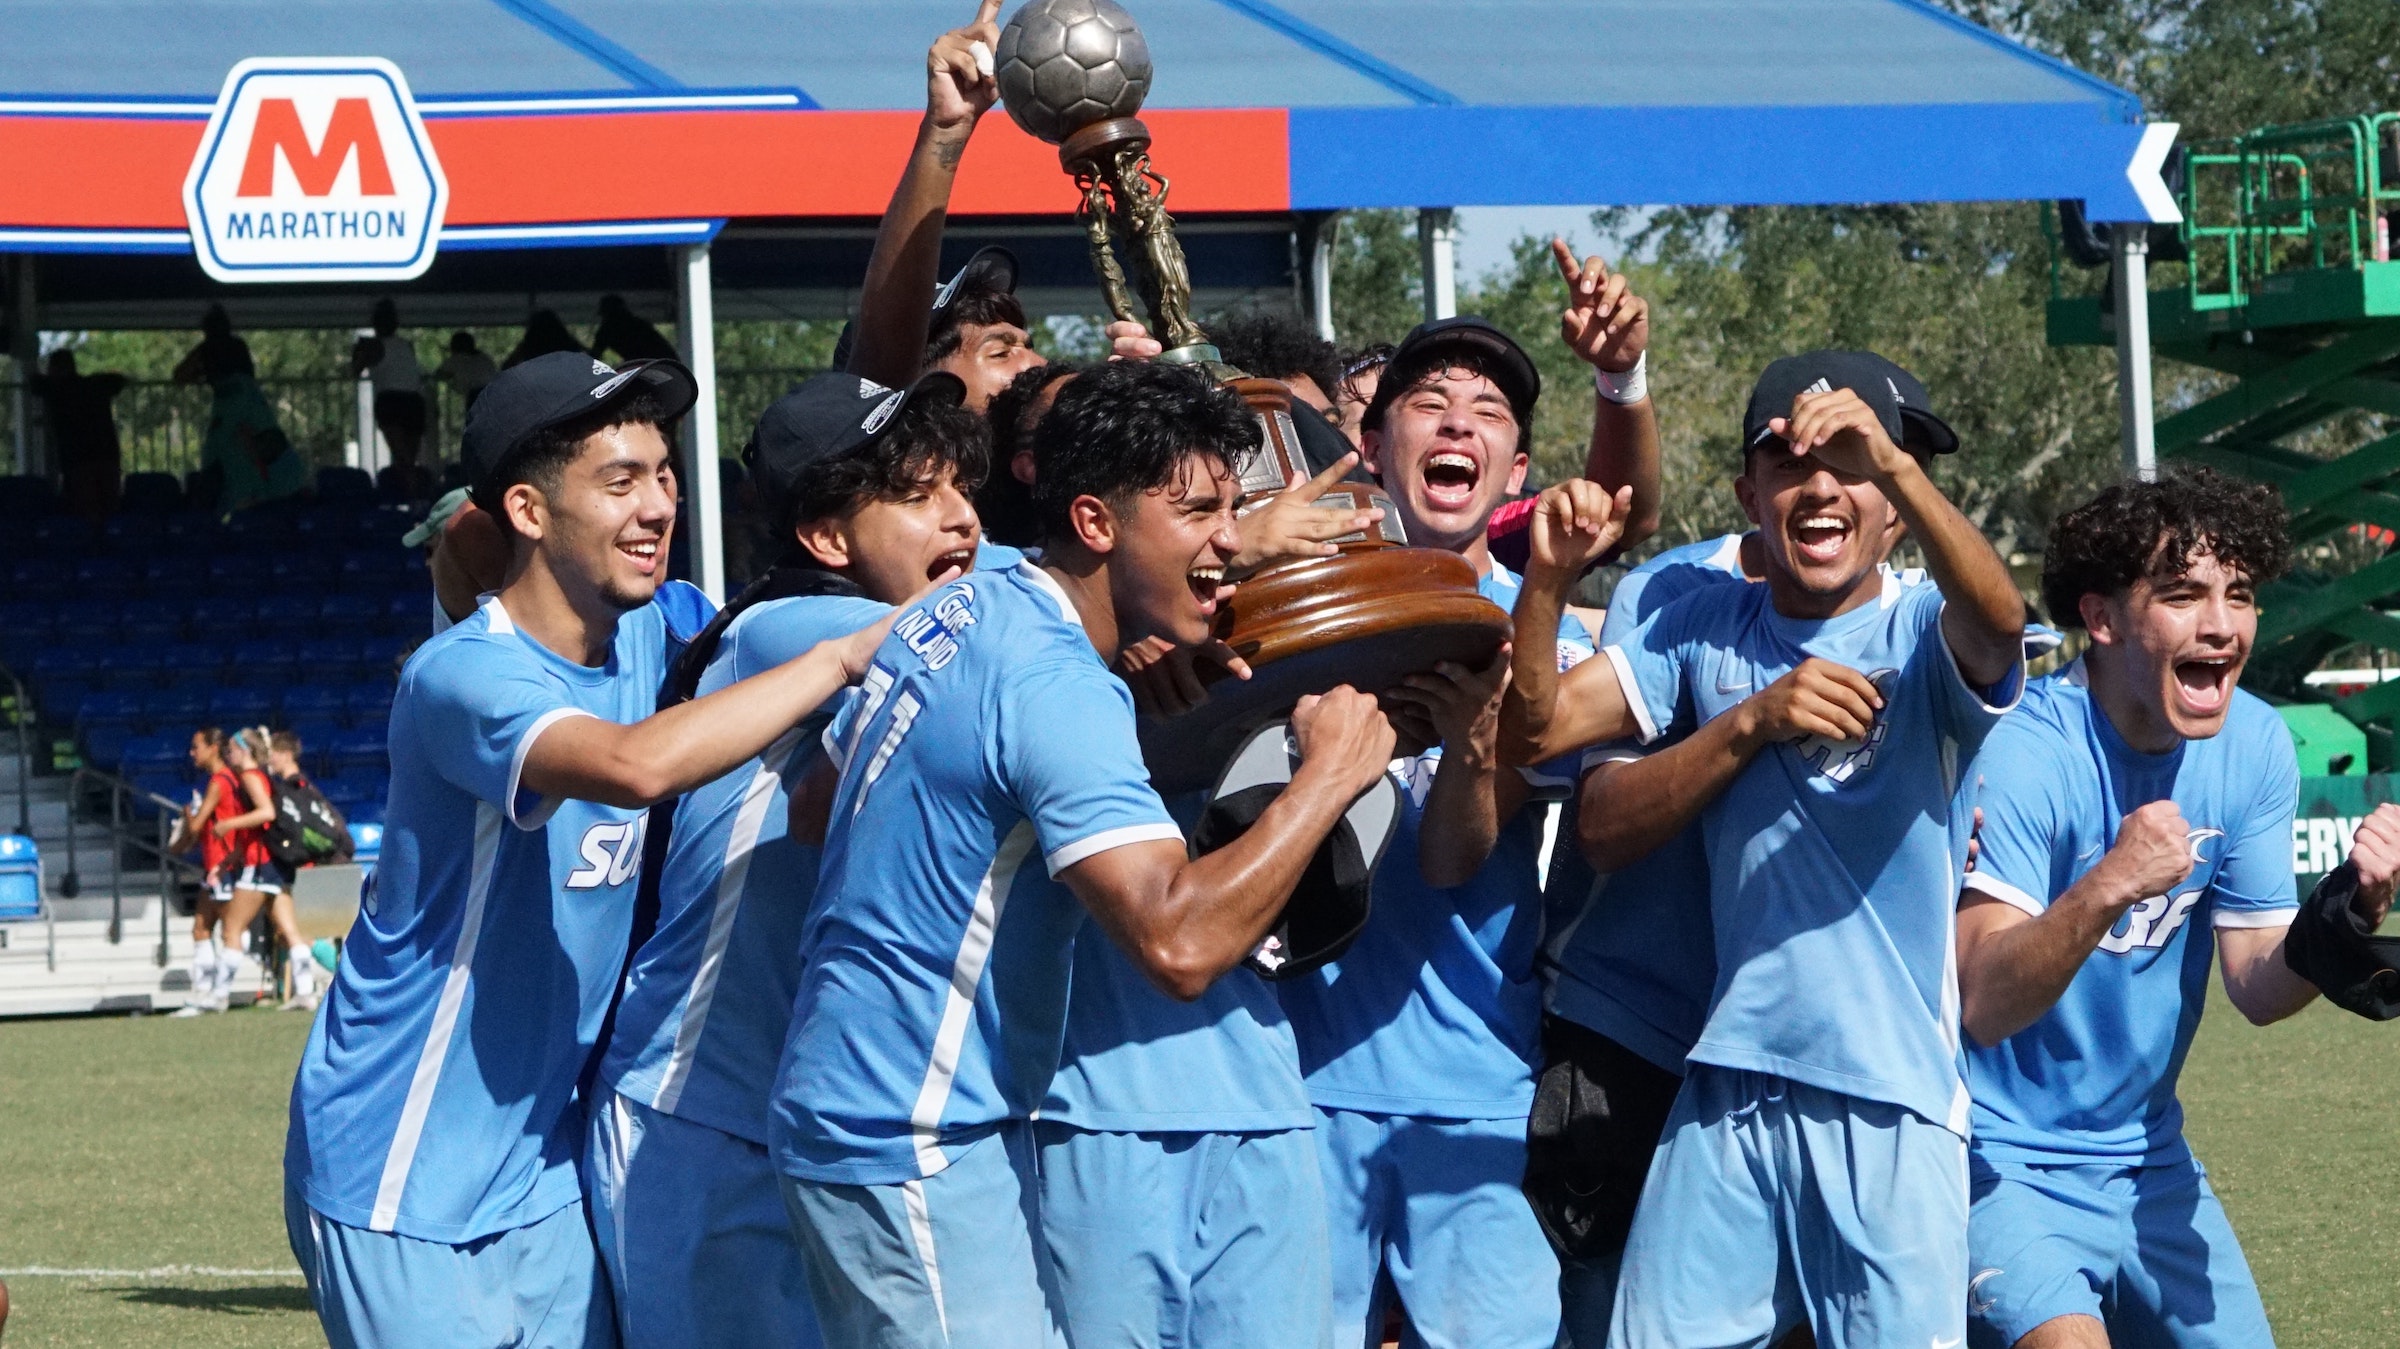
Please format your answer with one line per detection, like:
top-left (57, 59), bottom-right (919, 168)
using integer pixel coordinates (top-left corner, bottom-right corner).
top-left (1956, 800), bottom-right (2194, 1047)
top-left (1064, 687), bottom-right (1395, 1001)
top-left (1774, 390), bottom-right (2024, 686)
top-left (524, 619), bottom-right (891, 810)
top-left (845, 1), bottom-right (1002, 388)
top-left (1579, 658), bottom-right (1882, 872)
top-left (1552, 239), bottom-right (1660, 552)
top-left (1498, 481), bottom-right (1640, 764)
top-left (2226, 804), bottom-right (2400, 1024)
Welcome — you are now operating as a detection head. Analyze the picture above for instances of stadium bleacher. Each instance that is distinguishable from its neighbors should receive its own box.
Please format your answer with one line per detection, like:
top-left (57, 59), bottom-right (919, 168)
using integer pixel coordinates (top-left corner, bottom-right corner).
top-left (0, 467), bottom-right (431, 827)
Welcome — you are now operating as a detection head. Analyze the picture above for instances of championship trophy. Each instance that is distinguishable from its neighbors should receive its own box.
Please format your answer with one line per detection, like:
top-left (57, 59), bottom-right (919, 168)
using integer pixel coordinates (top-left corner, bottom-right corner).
top-left (997, 0), bottom-right (1510, 792)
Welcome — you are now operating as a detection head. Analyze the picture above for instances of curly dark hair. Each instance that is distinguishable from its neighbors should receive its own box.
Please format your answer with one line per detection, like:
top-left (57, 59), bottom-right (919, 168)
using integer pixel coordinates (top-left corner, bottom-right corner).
top-left (980, 363), bottom-right (1082, 548)
top-left (1337, 342), bottom-right (1394, 407)
top-left (1210, 308), bottom-right (1341, 402)
top-left (2040, 467), bottom-right (2290, 628)
top-left (1031, 360), bottom-right (1258, 546)
top-left (926, 287), bottom-right (1029, 364)
top-left (779, 398), bottom-right (991, 538)
top-left (474, 389), bottom-right (673, 524)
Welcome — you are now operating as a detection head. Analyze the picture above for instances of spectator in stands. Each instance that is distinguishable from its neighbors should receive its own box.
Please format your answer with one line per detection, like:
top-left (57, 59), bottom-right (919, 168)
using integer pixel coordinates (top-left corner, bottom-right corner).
top-left (29, 348), bottom-right (127, 519)
top-left (168, 727), bottom-right (238, 1016)
top-left (207, 728), bottom-right (292, 1008)
top-left (351, 299), bottom-right (428, 490)
top-left (263, 730), bottom-right (328, 1012)
top-left (435, 331), bottom-right (499, 414)
top-left (591, 293), bottom-right (679, 364)
top-left (504, 309), bottom-right (589, 368)
top-left (172, 303), bottom-right (254, 384)
top-left (175, 307), bottom-right (302, 513)
top-left (1334, 343), bottom-right (1393, 448)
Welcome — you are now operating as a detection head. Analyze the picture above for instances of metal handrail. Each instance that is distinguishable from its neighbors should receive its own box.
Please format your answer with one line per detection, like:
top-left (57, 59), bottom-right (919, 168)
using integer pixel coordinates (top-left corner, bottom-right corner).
top-left (0, 661), bottom-right (36, 837)
top-left (61, 765), bottom-right (197, 966)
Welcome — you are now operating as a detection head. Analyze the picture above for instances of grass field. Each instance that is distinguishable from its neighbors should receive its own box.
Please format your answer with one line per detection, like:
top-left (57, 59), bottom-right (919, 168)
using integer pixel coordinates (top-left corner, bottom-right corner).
top-left (0, 990), bottom-right (2392, 1347)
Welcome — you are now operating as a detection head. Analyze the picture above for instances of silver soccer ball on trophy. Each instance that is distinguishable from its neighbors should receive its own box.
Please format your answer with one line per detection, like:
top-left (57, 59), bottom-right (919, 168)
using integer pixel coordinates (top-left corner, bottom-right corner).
top-left (994, 0), bottom-right (1153, 145)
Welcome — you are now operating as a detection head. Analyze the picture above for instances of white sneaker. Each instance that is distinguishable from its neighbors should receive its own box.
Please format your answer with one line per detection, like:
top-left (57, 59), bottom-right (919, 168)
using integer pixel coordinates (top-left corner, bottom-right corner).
top-left (170, 1003), bottom-right (208, 1019)
top-left (280, 989), bottom-right (320, 1012)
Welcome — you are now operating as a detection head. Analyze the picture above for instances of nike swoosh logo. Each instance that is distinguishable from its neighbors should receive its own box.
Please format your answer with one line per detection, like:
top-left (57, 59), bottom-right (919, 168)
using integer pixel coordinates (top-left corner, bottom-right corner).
top-left (1716, 663), bottom-right (1753, 693)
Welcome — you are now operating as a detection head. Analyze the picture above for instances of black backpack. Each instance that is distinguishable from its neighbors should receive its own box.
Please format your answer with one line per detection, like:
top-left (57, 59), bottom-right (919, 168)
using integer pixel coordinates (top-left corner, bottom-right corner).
top-left (263, 773), bottom-right (353, 868)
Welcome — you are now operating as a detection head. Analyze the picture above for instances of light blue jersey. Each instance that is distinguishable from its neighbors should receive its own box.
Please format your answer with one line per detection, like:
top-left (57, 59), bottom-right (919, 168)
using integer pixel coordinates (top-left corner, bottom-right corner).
top-left (1545, 533), bottom-right (1749, 1073)
top-left (1281, 563), bottom-right (1593, 1119)
top-left (772, 561), bottom-right (1184, 1185)
top-left (600, 592), bottom-right (890, 1145)
top-left (1608, 570), bottom-right (2020, 1132)
top-left (1961, 666), bottom-right (2297, 1166)
top-left (287, 596), bottom-right (666, 1243)
top-left (1042, 792), bottom-right (1311, 1132)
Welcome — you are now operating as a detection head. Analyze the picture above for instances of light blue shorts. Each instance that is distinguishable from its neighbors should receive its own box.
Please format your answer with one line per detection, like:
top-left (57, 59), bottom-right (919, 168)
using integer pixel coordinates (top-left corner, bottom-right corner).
top-left (1314, 1108), bottom-right (1560, 1349)
top-left (284, 1179), bottom-right (615, 1349)
top-left (583, 1087), bottom-right (822, 1349)
top-left (1607, 1065), bottom-right (1968, 1349)
top-left (781, 1121), bottom-right (1066, 1349)
top-left (1966, 1153), bottom-right (2272, 1349)
top-left (1035, 1121), bottom-right (1333, 1349)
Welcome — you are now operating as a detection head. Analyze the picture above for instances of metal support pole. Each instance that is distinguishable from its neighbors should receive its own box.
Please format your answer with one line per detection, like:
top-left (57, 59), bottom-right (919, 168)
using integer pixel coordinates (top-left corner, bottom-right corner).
top-left (8, 255), bottom-right (40, 477)
top-left (1418, 208), bottom-right (1458, 324)
top-left (107, 784), bottom-right (122, 945)
top-left (678, 243), bottom-right (727, 602)
top-left (155, 807), bottom-right (170, 967)
top-left (1301, 212), bottom-right (1337, 341)
top-left (354, 341), bottom-right (378, 476)
top-left (2113, 228), bottom-right (2157, 481)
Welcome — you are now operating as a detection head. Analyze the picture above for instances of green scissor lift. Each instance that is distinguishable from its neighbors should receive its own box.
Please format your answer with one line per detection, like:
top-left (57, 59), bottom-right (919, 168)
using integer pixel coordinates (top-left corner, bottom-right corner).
top-left (2048, 113), bottom-right (2400, 767)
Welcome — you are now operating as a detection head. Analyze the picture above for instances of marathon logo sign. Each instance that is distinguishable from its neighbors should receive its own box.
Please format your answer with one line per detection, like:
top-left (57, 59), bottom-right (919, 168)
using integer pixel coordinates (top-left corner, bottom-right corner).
top-left (181, 58), bottom-right (447, 284)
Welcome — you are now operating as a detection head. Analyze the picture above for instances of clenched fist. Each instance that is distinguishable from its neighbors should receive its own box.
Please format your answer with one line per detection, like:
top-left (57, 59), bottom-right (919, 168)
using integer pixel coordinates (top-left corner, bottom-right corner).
top-left (2101, 800), bottom-right (2196, 904)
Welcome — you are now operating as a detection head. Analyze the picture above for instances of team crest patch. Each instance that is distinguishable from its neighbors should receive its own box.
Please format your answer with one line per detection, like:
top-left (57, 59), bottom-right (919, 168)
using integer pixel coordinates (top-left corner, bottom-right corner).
top-left (1790, 667), bottom-right (1898, 783)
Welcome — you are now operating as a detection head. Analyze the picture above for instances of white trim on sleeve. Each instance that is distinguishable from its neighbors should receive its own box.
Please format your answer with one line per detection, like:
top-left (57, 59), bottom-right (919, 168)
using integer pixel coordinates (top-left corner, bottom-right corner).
top-left (1601, 644), bottom-right (1662, 744)
top-left (2212, 907), bottom-right (2297, 930)
top-left (1934, 601), bottom-right (2025, 716)
top-left (1044, 821), bottom-right (1186, 878)
top-left (1962, 871), bottom-right (2047, 918)
top-left (506, 708), bottom-right (596, 831)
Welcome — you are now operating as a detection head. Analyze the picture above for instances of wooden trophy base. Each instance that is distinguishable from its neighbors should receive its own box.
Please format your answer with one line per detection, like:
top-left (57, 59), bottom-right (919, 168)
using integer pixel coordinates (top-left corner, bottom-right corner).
top-left (1139, 546), bottom-right (1511, 793)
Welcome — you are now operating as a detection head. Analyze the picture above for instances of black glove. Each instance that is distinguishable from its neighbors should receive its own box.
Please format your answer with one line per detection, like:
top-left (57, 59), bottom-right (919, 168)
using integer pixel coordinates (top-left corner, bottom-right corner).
top-left (2281, 861), bottom-right (2400, 1021)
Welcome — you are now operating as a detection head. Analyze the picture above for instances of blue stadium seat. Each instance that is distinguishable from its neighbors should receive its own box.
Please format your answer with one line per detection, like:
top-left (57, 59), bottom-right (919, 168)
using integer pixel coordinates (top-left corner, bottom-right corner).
top-left (95, 648), bottom-right (168, 692)
top-left (33, 516), bottom-right (95, 552)
top-left (161, 512), bottom-right (221, 549)
top-left (357, 634), bottom-right (409, 676)
top-left (281, 685), bottom-right (348, 721)
top-left (318, 772), bottom-right (374, 807)
top-left (129, 772), bottom-right (191, 811)
top-left (0, 600), bottom-right (54, 662)
top-left (0, 474), bottom-right (59, 521)
top-left (206, 555), bottom-right (271, 589)
top-left (359, 503), bottom-right (417, 544)
top-left (328, 727), bottom-right (388, 778)
top-left (0, 836), bottom-right (41, 922)
top-left (283, 715), bottom-right (344, 756)
top-left (346, 820), bottom-right (383, 864)
top-left (145, 687), bottom-right (211, 728)
top-left (318, 593), bottom-right (383, 639)
top-left (55, 616), bottom-right (116, 648)
top-left (120, 472), bottom-right (184, 515)
top-left (206, 687), bottom-right (274, 726)
top-left (343, 683), bottom-right (394, 727)
top-left (231, 637), bottom-right (299, 668)
top-left (118, 734), bottom-right (187, 777)
top-left (120, 596), bottom-right (181, 629)
top-left (76, 689), bottom-right (145, 728)
top-left (11, 557), bottom-right (72, 603)
top-left (345, 797), bottom-right (386, 827)
top-left (81, 724), bottom-right (135, 771)
top-left (317, 467), bottom-right (375, 503)
top-left (296, 633), bottom-right (362, 676)
top-left (197, 595), bottom-right (260, 631)
top-left (74, 556), bottom-right (139, 602)
top-left (252, 593), bottom-right (323, 629)
top-left (28, 645), bottom-right (103, 681)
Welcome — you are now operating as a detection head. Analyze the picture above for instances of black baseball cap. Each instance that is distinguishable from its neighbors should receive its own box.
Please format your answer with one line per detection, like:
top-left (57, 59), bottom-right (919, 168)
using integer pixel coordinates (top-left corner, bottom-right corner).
top-left (1740, 350), bottom-right (1958, 459)
top-left (1362, 316), bottom-right (1541, 438)
top-left (742, 369), bottom-right (969, 507)
top-left (461, 351), bottom-right (698, 493)
top-left (831, 244), bottom-right (1022, 369)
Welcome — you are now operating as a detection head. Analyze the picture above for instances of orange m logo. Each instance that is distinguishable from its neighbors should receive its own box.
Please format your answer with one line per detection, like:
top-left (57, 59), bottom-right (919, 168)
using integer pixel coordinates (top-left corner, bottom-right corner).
top-left (236, 98), bottom-right (396, 197)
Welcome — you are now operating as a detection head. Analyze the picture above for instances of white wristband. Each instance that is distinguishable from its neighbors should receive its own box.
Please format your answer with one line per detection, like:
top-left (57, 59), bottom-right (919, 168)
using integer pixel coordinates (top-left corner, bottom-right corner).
top-left (1593, 352), bottom-right (1648, 405)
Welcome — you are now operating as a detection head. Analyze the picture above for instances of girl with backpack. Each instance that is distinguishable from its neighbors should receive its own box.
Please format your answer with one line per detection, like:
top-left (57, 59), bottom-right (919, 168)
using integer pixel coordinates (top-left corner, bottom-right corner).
top-left (213, 728), bottom-right (325, 1011)
top-left (168, 726), bottom-right (239, 1016)
top-left (263, 730), bottom-right (338, 1011)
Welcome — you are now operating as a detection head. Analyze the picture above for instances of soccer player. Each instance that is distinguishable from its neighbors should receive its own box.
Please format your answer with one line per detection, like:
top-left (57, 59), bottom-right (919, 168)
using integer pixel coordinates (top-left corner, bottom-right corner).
top-left (771, 358), bottom-right (1397, 1349)
top-left (1276, 303), bottom-right (1654, 1349)
top-left (283, 353), bottom-right (891, 1349)
top-left (586, 369), bottom-right (988, 1347)
top-left (1955, 469), bottom-right (2400, 1349)
top-left (1533, 526), bottom-right (1757, 1343)
top-left (1504, 350), bottom-right (2027, 1349)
